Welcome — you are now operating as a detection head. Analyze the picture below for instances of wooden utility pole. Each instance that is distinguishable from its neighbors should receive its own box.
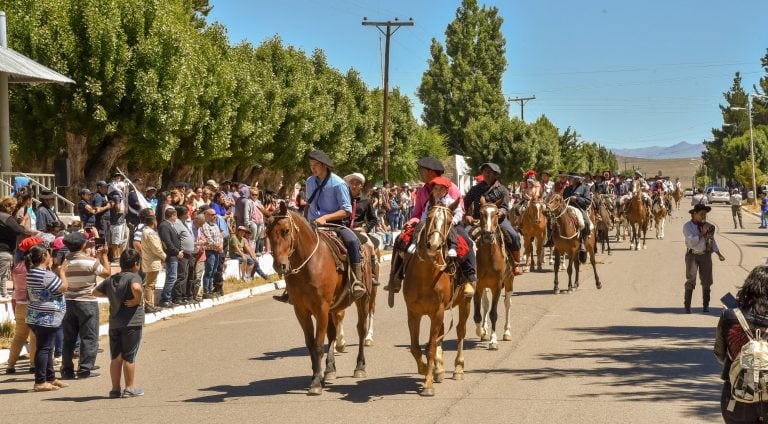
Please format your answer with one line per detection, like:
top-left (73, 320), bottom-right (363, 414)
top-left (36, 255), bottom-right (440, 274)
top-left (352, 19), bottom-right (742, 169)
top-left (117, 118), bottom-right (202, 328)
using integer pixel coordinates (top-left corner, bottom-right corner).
top-left (508, 95), bottom-right (536, 122)
top-left (362, 17), bottom-right (413, 182)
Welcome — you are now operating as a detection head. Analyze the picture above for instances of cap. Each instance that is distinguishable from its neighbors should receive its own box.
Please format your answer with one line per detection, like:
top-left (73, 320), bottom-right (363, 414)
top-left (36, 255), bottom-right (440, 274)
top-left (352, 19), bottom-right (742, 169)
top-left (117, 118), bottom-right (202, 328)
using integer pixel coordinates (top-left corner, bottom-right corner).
top-left (688, 204), bottom-right (711, 214)
top-left (63, 231), bottom-right (86, 248)
top-left (524, 169), bottom-right (537, 177)
top-left (18, 236), bottom-right (44, 253)
top-left (78, 188), bottom-right (92, 196)
top-left (343, 173), bottom-right (366, 185)
top-left (145, 186), bottom-right (157, 192)
top-left (480, 163), bottom-right (502, 174)
top-left (236, 225), bottom-right (251, 233)
top-left (416, 157), bottom-right (445, 173)
top-left (39, 190), bottom-right (56, 199)
top-left (429, 176), bottom-right (452, 188)
top-left (206, 179), bottom-right (219, 189)
top-left (308, 150), bottom-right (334, 168)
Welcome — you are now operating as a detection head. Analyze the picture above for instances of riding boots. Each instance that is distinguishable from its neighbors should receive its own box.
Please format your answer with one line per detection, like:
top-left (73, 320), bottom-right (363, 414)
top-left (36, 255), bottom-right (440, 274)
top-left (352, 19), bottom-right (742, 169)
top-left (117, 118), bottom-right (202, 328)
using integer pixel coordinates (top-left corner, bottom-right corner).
top-left (544, 223), bottom-right (554, 248)
top-left (350, 263), bottom-right (367, 300)
top-left (512, 250), bottom-right (523, 275)
top-left (273, 290), bottom-right (291, 304)
top-left (684, 288), bottom-right (693, 314)
top-left (703, 289), bottom-right (711, 313)
top-left (371, 257), bottom-right (380, 286)
top-left (463, 281), bottom-right (476, 298)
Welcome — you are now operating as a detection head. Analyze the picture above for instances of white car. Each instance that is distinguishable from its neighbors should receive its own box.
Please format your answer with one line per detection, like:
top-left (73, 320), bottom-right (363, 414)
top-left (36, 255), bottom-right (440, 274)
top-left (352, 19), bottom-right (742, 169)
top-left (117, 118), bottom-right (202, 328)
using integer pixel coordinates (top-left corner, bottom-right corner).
top-left (683, 188), bottom-right (693, 197)
top-left (706, 187), bottom-right (730, 204)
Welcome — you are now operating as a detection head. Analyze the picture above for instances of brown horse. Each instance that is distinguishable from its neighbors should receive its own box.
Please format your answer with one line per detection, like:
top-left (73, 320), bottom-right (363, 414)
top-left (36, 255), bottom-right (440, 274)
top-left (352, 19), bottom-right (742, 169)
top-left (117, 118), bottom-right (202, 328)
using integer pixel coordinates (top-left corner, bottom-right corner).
top-left (473, 198), bottom-right (515, 350)
top-left (651, 194), bottom-right (668, 239)
top-left (266, 202), bottom-right (372, 395)
top-left (402, 195), bottom-right (471, 396)
top-left (672, 186), bottom-right (683, 210)
top-left (520, 197), bottom-right (547, 272)
top-left (334, 234), bottom-right (380, 351)
top-left (593, 194), bottom-right (615, 255)
top-left (626, 182), bottom-right (649, 250)
top-left (546, 194), bottom-right (602, 294)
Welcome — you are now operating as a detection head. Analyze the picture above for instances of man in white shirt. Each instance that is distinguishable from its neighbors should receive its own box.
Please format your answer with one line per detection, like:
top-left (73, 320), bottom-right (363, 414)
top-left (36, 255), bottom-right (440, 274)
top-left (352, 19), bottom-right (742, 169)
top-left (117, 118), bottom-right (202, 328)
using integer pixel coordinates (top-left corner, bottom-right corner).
top-left (729, 188), bottom-right (744, 229)
top-left (682, 204), bottom-right (725, 313)
top-left (691, 188), bottom-right (708, 206)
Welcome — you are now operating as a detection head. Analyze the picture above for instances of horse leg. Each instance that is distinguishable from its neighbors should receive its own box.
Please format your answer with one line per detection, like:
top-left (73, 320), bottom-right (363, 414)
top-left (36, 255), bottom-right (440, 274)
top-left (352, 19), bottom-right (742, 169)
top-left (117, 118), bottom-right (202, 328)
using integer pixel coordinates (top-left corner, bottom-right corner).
top-left (566, 255), bottom-right (574, 293)
top-left (408, 310), bottom-right (427, 376)
top-left (473, 289), bottom-right (486, 340)
top-left (553, 249), bottom-right (560, 294)
top-left (308, 306), bottom-right (329, 395)
top-left (481, 289), bottom-right (490, 341)
top-left (433, 323), bottom-right (445, 383)
top-left (364, 287), bottom-right (376, 347)
top-left (503, 283), bottom-right (513, 341)
top-left (420, 309), bottom-right (443, 396)
top-left (353, 295), bottom-right (370, 378)
top-left (294, 307), bottom-right (322, 396)
top-left (660, 217), bottom-right (665, 239)
top-left (325, 312), bottom-right (339, 382)
top-left (591, 245), bottom-right (602, 289)
top-left (573, 254), bottom-right (580, 290)
top-left (454, 298), bottom-right (470, 380)
top-left (488, 286), bottom-right (501, 350)
top-left (335, 312), bottom-right (346, 353)
top-left (536, 234), bottom-right (544, 271)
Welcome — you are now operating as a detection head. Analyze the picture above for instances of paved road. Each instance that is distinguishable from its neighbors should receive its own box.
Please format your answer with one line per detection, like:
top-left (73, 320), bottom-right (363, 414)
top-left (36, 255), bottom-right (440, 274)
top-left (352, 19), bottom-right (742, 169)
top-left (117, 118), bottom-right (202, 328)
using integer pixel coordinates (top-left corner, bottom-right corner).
top-left (3, 203), bottom-right (765, 423)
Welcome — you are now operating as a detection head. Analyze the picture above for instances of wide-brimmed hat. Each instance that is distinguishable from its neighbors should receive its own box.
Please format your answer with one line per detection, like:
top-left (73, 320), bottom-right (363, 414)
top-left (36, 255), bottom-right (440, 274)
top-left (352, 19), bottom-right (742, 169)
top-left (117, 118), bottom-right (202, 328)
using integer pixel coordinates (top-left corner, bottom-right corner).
top-left (688, 204), bottom-right (711, 214)
top-left (308, 150), bottom-right (333, 168)
top-left (416, 157), bottom-right (445, 173)
top-left (634, 170), bottom-right (643, 177)
top-left (480, 163), bottom-right (502, 174)
top-left (145, 186), bottom-right (157, 193)
top-left (39, 190), bottom-right (56, 200)
top-left (236, 225), bottom-right (251, 233)
top-left (205, 179), bottom-right (219, 189)
top-left (343, 173), bottom-right (366, 185)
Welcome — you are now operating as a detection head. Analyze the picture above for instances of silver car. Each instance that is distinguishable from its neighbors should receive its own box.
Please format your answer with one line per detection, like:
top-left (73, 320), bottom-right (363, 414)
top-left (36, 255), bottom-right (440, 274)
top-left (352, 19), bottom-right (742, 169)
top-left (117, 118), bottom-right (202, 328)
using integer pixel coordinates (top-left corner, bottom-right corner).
top-left (706, 187), bottom-right (730, 204)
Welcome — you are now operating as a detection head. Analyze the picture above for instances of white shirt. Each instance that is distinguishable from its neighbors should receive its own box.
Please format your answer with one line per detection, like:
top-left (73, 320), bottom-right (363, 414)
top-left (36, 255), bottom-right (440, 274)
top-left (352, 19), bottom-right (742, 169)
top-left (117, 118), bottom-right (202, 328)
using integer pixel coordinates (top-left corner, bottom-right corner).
top-left (683, 220), bottom-right (719, 254)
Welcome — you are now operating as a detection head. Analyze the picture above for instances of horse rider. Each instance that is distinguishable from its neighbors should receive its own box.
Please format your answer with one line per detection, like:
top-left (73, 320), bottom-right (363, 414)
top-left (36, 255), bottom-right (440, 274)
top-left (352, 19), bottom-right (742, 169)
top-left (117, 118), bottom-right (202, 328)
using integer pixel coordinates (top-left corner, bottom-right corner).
top-left (553, 170), bottom-right (569, 196)
top-left (387, 157), bottom-right (473, 293)
top-left (464, 162), bottom-right (524, 276)
top-left (582, 172), bottom-right (595, 191)
top-left (614, 174), bottom-right (630, 214)
top-left (516, 169), bottom-right (541, 215)
top-left (631, 170), bottom-right (652, 209)
top-left (562, 173), bottom-right (593, 256)
top-left (592, 174), bottom-right (608, 195)
top-left (273, 150), bottom-right (366, 303)
top-left (540, 171), bottom-right (554, 201)
top-left (405, 176), bottom-right (477, 298)
top-left (342, 172), bottom-right (381, 285)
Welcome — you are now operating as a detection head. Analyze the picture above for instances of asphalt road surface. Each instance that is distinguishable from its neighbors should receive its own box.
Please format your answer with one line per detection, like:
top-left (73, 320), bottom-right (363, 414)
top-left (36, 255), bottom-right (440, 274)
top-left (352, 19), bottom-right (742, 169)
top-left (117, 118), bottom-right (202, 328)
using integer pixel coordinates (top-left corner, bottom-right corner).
top-left (3, 203), bottom-right (765, 423)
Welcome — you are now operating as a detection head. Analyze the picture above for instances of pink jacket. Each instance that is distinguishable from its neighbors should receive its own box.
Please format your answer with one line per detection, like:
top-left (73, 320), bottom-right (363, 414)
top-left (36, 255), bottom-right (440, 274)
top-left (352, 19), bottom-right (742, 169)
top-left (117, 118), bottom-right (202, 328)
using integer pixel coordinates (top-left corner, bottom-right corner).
top-left (407, 182), bottom-right (463, 226)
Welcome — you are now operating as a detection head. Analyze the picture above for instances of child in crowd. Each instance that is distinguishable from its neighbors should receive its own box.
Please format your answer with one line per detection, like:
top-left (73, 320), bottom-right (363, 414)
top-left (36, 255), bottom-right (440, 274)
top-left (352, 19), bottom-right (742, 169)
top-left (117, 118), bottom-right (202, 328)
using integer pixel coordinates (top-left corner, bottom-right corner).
top-left (376, 209), bottom-right (392, 250)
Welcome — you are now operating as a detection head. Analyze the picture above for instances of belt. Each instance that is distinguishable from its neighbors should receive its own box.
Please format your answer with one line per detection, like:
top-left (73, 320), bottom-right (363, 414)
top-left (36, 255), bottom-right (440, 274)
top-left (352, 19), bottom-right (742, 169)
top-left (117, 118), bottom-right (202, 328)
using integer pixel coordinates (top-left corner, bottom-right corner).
top-left (687, 249), bottom-right (707, 255)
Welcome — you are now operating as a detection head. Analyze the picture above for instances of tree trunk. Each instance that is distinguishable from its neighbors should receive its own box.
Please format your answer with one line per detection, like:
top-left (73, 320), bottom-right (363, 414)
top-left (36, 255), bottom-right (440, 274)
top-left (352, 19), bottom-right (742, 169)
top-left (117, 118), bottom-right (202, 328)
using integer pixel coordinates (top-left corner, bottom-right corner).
top-left (66, 131), bottom-right (88, 193)
top-left (85, 135), bottom-right (130, 182)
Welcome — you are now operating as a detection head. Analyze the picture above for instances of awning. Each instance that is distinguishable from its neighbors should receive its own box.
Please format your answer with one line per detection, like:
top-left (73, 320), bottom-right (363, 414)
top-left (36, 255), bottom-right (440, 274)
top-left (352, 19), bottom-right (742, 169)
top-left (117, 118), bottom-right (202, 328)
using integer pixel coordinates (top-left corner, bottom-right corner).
top-left (0, 46), bottom-right (74, 84)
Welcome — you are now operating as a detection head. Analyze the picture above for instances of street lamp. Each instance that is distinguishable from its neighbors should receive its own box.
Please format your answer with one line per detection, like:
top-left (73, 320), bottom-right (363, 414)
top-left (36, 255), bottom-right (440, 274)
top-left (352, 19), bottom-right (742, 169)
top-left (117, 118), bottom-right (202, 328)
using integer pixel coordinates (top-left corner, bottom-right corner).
top-left (732, 93), bottom-right (768, 202)
top-left (689, 158), bottom-right (705, 189)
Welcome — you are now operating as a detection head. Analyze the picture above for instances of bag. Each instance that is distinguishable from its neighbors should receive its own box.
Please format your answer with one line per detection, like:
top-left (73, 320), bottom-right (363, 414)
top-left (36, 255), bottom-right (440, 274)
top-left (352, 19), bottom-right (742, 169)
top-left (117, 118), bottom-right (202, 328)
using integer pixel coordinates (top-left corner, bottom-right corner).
top-left (728, 308), bottom-right (768, 405)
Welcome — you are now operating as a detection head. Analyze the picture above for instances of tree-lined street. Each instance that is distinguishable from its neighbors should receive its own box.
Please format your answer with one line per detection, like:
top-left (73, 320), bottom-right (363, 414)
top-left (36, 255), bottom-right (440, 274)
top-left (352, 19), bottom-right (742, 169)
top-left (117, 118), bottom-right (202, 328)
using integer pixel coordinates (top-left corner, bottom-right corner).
top-left (2, 204), bottom-right (762, 423)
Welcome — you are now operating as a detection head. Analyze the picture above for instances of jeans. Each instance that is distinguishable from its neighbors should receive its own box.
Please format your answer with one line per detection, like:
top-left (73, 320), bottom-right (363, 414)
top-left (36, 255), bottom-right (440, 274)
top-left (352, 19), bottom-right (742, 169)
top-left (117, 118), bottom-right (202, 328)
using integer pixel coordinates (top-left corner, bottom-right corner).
top-left (160, 257), bottom-right (178, 304)
top-left (203, 250), bottom-right (220, 293)
top-left (173, 256), bottom-right (189, 301)
top-left (761, 211), bottom-right (768, 227)
top-left (62, 300), bottom-right (100, 374)
top-left (382, 231), bottom-right (393, 247)
top-left (54, 327), bottom-right (63, 357)
top-left (28, 324), bottom-right (58, 384)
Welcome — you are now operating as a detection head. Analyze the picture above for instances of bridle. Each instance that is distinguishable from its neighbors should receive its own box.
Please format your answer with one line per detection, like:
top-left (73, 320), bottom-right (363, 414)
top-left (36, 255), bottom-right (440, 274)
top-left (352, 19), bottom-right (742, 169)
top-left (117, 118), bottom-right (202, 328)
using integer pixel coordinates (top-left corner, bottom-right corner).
top-left (269, 212), bottom-right (321, 276)
top-left (417, 204), bottom-right (454, 267)
top-left (479, 203), bottom-right (500, 244)
top-left (548, 195), bottom-right (580, 240)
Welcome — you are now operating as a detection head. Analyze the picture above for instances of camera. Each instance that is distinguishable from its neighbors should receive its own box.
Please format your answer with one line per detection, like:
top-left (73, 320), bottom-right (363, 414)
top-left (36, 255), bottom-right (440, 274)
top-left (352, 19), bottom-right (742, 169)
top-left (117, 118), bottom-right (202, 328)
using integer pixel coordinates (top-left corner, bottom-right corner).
top-left (93, 237), bottom-right (106, 248)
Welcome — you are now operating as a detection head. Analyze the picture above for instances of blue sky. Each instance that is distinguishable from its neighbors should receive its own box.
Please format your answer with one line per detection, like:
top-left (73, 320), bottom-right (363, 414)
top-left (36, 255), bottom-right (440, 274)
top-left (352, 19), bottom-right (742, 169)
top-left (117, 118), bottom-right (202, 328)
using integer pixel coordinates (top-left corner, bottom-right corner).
top-left (208, 0), bottom-right (767, 150)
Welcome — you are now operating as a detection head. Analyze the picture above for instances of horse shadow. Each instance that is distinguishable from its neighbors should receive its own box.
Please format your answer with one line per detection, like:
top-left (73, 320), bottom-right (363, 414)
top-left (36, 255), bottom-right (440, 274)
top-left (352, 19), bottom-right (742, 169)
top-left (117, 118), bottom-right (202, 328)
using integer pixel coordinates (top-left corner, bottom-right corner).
top-left (514, 289), bottom-right (557, 297)
top-left (630, 307), bottom-right (721, 316)
top-left (182, 374), bottom-right (421, 403)
top-left (468, 325), bottom-right (722, 419)
top-left (249, 346), bottom-right (307, 361)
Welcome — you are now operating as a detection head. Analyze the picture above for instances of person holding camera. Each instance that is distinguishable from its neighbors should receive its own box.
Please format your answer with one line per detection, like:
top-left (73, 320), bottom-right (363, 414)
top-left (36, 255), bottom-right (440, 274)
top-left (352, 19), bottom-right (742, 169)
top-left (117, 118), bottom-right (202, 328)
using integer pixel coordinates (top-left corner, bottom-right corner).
top-left (60, 232), bottom-right (111, 380)
top-left (683, 203), bottom-right (725, 313)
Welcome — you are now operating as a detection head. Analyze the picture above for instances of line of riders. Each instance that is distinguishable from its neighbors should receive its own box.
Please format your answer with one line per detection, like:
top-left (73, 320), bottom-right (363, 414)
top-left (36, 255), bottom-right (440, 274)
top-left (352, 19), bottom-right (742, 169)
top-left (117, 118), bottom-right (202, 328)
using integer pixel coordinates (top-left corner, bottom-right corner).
top-left (272, 150), bottom-right (680, 304)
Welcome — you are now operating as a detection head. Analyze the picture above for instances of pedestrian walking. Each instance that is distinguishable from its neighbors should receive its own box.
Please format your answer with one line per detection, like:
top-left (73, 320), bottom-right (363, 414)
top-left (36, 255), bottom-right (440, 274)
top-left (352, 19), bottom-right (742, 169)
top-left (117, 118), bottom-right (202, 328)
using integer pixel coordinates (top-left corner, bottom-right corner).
top-left (729, 188), bottom-right (743, 229)
top-left (683, 204), bottom-right (725, 313)
top-left (759, 193), bottom-right (768, 229)
top-left (691, 188), bottom-right (708, 206)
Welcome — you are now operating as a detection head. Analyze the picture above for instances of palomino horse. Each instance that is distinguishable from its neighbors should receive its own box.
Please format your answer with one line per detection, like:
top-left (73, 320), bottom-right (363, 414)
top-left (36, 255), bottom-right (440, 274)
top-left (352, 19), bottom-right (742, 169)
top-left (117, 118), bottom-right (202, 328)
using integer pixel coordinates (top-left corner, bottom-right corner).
top-left (473, 198), bottom-right (514, 350)
top-left (672, 186), bottom-right (683, 210)
top-left (626, 182), bottom-right (649, 250)
top-left (402, 195), bottom-right (471, 396)
top-left (266, 202), bottom-right (373, 395)
top-left (520, 197), bottom-right (547, 272)
top-left (546, 194), bottom-right (602, 294)
top-left (593, 194), bottom-right (615, 255)
top-left (651, 194), bottom-right (668, 239)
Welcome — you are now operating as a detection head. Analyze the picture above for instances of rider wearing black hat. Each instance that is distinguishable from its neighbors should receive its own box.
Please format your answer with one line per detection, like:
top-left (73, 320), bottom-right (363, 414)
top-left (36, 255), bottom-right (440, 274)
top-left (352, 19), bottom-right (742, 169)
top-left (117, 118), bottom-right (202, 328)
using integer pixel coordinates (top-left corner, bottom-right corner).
top-left (562, 173), bottom-right (593, 261)
top-left (463, 162), bottom-right (524, 275)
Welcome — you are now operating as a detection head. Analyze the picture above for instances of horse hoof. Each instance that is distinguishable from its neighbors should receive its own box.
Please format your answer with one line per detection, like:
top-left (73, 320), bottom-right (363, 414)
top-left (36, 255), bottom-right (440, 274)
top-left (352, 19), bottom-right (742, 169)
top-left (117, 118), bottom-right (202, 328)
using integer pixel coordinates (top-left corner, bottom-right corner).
top-left (335, 344), bottom-right (346, 353)
top-left (364, 339), bottom-right (373, 347)
top-left (553, 289), bottom-right (559, 295)
top-left (503, 333), bottom-right (512, 341)
top-left (489, 342), bottom-right (499, 350)
top-left (308, 386), bottom-right (323, 396)
top-left (481, 334), bottom-right (491, 342)
top-left (434, 372), bottom-right (445, 383)
top-left (453, 372), bottom-right (464, 381)
top-left (643, 246), bottom-right (647, 250)
top-left (596, 282), bottom-right (602, 289)
top-left (420, 387), bottom-right (435, 397)
top-left (567, 289), bottom-right (573, 294)
top-left (324, 371), bottom-right (336, 381)
top-left (353, 369), bottom-right (367, 379)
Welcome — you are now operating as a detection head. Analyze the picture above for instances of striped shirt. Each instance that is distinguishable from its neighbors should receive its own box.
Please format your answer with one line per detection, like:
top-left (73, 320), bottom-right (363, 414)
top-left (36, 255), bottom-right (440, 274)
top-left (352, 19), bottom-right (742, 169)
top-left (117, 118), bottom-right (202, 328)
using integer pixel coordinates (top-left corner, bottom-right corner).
top-left (201, 221), bottom-right (223, 251)
top-left (64, 252), bottom-right (104, 301)
top-left (25, 267), bottom-right (65, 327)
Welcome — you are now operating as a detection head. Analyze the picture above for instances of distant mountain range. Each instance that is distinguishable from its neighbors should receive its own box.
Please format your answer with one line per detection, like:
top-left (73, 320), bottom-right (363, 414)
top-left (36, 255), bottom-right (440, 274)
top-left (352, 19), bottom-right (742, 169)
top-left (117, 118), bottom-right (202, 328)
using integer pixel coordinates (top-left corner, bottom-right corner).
top-left (610, 142), bottom-right (704, 159)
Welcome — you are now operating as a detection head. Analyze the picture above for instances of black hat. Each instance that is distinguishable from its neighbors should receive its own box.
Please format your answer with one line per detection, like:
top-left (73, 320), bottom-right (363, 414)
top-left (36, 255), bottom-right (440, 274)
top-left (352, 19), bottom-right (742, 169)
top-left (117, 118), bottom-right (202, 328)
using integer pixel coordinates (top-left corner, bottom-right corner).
top-left (416, 157), bottom-right (444, 173)
top-left (78, 188), bottom-right (92, 196)
top-left (96, 180), bottom-right (108, 187)
top-left (308, 150), bottom-right (333, 168)
top-left (541, 170), bottom-right (551, 176)
top-left (583, 171), bottom-right (592, 177)
top-left (39, 190), bottom-right (56, 199)
top-left (688, 204), bottom-right (711, 214)
top-left (175, 181), bottom-right (188, 188)
top-left (479, 162), bottom-right (501, 174)
top-left (567, 172), bottom-right (583, 180)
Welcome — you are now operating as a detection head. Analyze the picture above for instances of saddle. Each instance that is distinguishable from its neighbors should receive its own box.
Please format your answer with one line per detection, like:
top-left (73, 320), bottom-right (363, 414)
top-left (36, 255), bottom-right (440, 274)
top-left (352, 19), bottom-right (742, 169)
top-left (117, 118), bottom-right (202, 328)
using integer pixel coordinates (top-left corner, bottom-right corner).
top-left (317, 228), bottom-right (347, 272)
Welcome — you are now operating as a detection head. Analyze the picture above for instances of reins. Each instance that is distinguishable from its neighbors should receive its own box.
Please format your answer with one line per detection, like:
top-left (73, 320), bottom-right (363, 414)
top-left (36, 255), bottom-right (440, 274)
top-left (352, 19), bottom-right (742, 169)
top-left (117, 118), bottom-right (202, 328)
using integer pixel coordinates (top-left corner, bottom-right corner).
top-left (270, 212), bottom-right (321, 275)
top-left (549, 196), bottom-right (580, 240)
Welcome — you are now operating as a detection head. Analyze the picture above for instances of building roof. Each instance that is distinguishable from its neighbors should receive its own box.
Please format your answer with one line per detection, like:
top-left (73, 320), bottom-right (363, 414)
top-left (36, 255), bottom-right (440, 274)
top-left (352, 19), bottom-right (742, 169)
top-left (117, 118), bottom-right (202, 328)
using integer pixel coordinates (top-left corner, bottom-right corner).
top-left (0, 46), bottom-right (74, 84)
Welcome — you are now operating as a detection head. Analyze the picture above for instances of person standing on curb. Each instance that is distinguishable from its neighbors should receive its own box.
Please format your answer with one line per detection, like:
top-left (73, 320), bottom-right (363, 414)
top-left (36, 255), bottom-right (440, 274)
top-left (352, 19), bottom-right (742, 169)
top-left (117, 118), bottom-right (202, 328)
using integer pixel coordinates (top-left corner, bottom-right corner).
top-left (93, 249), bottom-right (145, 398)
top-left (729, 188), bottom-right (743, 229)
top-left (760, 193), bottom-right (768, 229)
top-left (140, 215), bottom-right (164, 313)
top-left (683, 204), bottom-right (725, 313)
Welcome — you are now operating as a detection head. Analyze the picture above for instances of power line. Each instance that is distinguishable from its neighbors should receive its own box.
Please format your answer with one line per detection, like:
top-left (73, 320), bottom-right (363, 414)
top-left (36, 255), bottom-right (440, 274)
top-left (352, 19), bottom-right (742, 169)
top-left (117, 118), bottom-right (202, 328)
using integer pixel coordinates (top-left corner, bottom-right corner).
top-left (508, 95), bottom-right (535, 121)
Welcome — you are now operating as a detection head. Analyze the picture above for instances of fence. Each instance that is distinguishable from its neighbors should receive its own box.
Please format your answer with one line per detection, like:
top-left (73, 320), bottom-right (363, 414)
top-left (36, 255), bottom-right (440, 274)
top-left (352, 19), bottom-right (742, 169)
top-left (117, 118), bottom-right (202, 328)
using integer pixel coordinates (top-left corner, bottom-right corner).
top-left (0, 172), bottom-right (75, 215)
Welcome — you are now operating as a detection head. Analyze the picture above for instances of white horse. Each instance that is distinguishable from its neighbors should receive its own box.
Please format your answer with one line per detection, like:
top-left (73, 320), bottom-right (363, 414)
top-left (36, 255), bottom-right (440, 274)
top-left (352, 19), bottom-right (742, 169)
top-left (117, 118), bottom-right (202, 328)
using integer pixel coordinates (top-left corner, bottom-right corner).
top-left (652, 197), bottom-right (667, 239)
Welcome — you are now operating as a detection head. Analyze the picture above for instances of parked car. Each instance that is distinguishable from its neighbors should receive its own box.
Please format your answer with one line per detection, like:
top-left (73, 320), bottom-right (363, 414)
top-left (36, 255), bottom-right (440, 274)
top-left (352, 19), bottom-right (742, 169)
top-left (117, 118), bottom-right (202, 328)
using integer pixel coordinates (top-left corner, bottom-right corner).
top-left (683, 188), bottom-right (694, 197)
top-left (706, 187), bottom-right (729, 204)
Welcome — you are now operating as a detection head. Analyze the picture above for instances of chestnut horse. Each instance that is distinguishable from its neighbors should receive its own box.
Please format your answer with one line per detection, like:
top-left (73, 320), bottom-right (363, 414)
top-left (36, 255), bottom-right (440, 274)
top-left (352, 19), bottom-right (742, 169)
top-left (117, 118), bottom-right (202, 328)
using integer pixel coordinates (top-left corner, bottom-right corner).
top-left (473, 198), bottom-right (514, 350)
top-left (593, 194), bottom-right (615, 255)
top-left (402, 196), bottom-right (471, 396)
top-left (626, 181), bottom-right (649, 250)
top-left (521, 197), bottom-right (547, 272)
top-left (672, 186), bottom-right (683, 210)
top-left (266, 202), bottom-right (372, 395)
top-left (547, 194), bottom-right (602, 294)
top-left (651, 194), bottom-right (668, 239)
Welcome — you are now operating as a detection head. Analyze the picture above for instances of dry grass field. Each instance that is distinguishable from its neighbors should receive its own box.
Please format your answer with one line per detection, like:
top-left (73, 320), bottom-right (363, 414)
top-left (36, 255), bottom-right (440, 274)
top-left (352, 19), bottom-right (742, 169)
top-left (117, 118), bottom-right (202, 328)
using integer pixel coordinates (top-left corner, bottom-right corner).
top-left (616, 156), bottom-right (701, 189)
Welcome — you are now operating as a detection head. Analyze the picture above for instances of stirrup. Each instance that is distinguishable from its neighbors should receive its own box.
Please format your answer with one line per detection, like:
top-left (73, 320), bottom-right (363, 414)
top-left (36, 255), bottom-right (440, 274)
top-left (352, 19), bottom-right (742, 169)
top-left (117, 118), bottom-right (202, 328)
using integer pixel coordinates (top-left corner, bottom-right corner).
top-left (351, 283), bottom-right (367, 300)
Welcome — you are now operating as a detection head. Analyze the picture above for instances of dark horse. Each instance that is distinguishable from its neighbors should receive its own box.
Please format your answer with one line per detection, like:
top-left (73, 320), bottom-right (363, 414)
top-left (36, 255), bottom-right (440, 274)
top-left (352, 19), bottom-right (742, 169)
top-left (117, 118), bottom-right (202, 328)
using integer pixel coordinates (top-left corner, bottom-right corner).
top-left (266, 202), bottom-right (373, 395)
top-left (402, 195), bottom-right (471, 396)
top-left (592, 194), bottom-right (615, 255)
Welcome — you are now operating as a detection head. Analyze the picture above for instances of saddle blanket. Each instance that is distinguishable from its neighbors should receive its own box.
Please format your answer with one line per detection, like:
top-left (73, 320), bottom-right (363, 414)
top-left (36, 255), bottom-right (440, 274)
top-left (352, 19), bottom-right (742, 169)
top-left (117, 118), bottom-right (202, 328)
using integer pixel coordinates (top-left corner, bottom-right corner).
top-left (567, 205), bottom-right (593, 233)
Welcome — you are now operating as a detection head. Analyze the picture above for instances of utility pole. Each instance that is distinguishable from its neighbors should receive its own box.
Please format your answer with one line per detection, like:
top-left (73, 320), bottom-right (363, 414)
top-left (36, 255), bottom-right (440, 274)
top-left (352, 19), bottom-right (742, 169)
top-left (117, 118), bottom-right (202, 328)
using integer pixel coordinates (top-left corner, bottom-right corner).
top-left (508, 95), bottom-right (536, 122)
top-left (362, 17), bottom-right (413, 182)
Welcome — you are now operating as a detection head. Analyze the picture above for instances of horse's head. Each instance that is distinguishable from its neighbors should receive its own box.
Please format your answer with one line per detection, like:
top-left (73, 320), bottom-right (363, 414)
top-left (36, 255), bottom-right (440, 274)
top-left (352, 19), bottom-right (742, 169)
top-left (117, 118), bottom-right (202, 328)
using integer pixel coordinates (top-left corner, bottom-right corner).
top-left (479, 196), bottom-right (501, 243)
top-left (547, 193), bottom-right (565, 214)
top-left (265, 201), bottom-right (297, 276)
top-left (422, 194), bottom-right (458, 258)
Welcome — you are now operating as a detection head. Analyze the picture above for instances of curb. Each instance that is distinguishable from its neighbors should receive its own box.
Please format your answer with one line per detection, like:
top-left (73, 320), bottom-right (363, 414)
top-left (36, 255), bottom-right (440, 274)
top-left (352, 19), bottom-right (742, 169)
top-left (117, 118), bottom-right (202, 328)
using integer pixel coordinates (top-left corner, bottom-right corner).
top-left (0, 279), bottom-right (287, 366)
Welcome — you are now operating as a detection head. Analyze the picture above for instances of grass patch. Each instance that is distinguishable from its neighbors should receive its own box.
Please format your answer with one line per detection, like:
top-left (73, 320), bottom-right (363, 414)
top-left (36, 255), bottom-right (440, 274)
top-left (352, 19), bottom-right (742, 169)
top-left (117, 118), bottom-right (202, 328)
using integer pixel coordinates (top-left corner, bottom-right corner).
top-left (0, 319), bottom-right (14, 349)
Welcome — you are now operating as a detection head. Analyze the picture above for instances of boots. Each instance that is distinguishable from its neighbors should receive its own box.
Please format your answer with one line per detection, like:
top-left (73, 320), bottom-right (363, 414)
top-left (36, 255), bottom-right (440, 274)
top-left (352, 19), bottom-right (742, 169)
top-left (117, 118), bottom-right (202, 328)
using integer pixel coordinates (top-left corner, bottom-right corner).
top-left (385, 254), bottom-right (403, 293)
top-left (544, 224), bottom-right (554, 248)
top-left (512, 250), bottom-right (523, 275)
top-left (371, 257), bottom-right (380, 286)
top-left (273, 290), bottom-right (290, 303)
top-left (703, 289), bottom-right (710, 313)
top-left (350, 263), bottom-right (366, 300)
top-left (684, 288), bottom-right (693, 314)
top-left (463, 280), bottom-right (476, 298)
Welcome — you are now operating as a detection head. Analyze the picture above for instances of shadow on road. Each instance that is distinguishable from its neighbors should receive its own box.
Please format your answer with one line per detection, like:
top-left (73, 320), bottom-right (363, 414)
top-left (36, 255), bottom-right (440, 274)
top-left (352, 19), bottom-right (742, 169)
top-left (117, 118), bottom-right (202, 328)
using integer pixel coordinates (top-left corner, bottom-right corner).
top-left (631, 307), bottom-right (722, 317)
top-left (471, 325), bottom-right (721, 419)
top-left (0, 388), bottom-right (29, 395)
top-left (45, 395), bottom-right (106, 402)
top-left (250, 346), bottom-right (307, 361)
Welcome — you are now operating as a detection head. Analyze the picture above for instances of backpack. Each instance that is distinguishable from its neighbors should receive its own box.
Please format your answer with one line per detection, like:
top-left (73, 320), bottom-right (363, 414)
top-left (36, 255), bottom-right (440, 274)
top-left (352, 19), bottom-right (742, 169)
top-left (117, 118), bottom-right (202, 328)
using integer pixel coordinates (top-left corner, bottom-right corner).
top-left (728, 308), bottom-right (768, 406)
